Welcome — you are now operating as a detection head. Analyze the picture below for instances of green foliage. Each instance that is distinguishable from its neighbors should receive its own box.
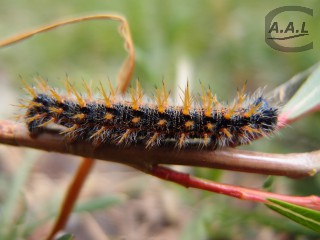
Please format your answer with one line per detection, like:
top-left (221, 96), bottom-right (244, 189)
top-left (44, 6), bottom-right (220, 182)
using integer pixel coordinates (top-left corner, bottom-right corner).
top-left (262, 176), bottom-right (274, 191)
top-left (282, 65), bottom-right (320, 121)
top-left (266, 198), bottom-right (320, 233)
top-left (57, 233), bottom-right (74, 240)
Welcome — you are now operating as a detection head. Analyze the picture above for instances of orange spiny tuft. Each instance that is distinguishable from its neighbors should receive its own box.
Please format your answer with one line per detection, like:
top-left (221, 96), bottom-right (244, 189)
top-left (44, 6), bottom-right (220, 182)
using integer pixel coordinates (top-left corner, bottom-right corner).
top-left (206, 123), bottom-right (214, 131)
top-left (60, 124), bottom-right (78, 135)
top-left (146, 132), bottom-right (159, 149)
top-left (178, 133), bottom-right (186, 148)
top-left (244, 102), bottom-right (262, 118)
top-left (222, 128), bottom-right (232, 139)
top-left (29, 102), bottom-right (43, 108)
top-left (224, 102), bottom-right (236, 120)
top-left (182, 82), bottom-right (191, 115)
top-left (36, 76), bottom-right (49, 92)
top-left (156, 81), bottom-right (169, 114)
top-left (203, 133), bottom-right (210, 146)
top-left (236, 83), bottom-right (247, 108)
top-left (13, 113), bottom-right (24, 121)
top-left (99, 81), bottom-right (112, 108)
top-left (73, 113), bottom-right (85, 120)
top-left (14, 103), bottom-right (29, 109)
top-left (25, 114), bottom-right (45, 123)
top-left (21, 78), bottom-right (37, 98)
top-left (50, 88), bottom-right (62, 102)
top-left (118, 129), bottom-right (131, 144)
top-left (130, 80), bottom-right (143, 110)
top-left (157, 119), bottom-right (167, 126)
top-left (49, 107), bottom-right (63, 114)
top-left (105, 113), bottom-right (113, 120)
top-left (90, 126), bottom-right (107, 139)
top-left (66, 80), bottom-right (86, 108)
top-left (38, 118), bottom-right (55, 127)
top-left (243, 126), bottom-right (261, 134)
top-left (131, 117), bottom-right (141, 124)
top-left (82, 80), bottom-right (93, 100)
top-left (212, 94), bottom-right (220, 107)
top-left (108, 79), bottom-right (116, 101)
top-left (185, 120), bottom-right (194, 129)
top-left (65, 75), bottom-right (72, 97)
top-left (201, 84), bottom-right (214, 117)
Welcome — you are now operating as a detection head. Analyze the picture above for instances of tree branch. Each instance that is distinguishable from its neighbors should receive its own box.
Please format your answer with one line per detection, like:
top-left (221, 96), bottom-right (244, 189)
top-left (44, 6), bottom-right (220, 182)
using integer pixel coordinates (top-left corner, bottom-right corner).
top-left (1, 120), bottom-right (319, 179)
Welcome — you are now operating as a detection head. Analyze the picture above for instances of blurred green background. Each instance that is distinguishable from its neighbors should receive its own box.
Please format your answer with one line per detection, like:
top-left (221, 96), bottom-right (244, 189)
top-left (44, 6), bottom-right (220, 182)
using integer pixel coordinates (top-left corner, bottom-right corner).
top-left (0, 1), bottom-right (319, 239)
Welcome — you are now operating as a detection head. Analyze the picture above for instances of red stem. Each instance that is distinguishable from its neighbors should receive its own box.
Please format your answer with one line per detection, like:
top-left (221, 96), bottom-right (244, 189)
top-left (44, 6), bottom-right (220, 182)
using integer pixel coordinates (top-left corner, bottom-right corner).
top-left (278, 104), bottom-right (320, 127)
top-left (150, 165), bottom-right (320, 210)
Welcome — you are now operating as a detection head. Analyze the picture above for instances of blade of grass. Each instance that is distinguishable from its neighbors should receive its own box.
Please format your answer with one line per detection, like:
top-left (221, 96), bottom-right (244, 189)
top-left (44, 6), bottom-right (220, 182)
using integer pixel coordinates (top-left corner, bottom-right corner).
top-left (0, 150), bottom-right (37, 239)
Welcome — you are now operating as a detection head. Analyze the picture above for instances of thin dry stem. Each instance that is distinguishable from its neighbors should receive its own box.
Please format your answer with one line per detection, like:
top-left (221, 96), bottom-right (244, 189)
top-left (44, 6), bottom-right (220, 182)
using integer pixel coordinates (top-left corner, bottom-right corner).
top-left (45, 157), bottom-right (94, 240)
top-left (0, 14), bottom-right (135, 94)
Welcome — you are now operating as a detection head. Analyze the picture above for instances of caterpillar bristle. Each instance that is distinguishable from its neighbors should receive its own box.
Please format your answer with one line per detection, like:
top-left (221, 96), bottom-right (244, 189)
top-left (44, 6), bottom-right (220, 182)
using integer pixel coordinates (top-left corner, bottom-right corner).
top-left (118, 129), bottom-right (132, 145)
top-left (65, 76), bottom-right (72, 97)
top-left (22, 79), bottom-right (279, 149)
top-left (21, 78), bottom-right (37, 98)
top-left (82, 80), bottom-right (93, 100)
top-left (146, 132), bottom-right (159, 149)
top-left (66, 80), bottom-right (86, 107)
top-left (60, 124), bottom-right (78, 135)
top-left (236, 83), bottom-right (247, 108)
top-left (49, 107), bottom-right (63, 115)
top-left (50, 88), bottom-right (62, 102)
top-left (156, 81), bottom-right (169, 114)
top-left (99, 81), bottom-right (113, 108)
top-left (201, 86), bottom-right (214, 117)
top-left (178, 133), bottom-right (186, 149)
top-left (182, 82), bottom-right (191, 115)
top-left (130, 80), bottom-right (143, 110)
top-left (35, 76), bottom-right (49, 92)
top-left (37, 118), bottom-right (55, 127)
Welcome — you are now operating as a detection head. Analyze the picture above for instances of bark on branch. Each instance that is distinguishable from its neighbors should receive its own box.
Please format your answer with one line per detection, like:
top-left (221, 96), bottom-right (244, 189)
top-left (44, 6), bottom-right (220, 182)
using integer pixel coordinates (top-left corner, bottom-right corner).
top-left (0, 120), bottom-right (319, 179)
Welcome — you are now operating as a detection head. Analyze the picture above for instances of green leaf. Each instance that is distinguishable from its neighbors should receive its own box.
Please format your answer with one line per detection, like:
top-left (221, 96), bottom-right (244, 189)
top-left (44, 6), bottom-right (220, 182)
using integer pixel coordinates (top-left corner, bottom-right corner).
top-left (281, 64), bottom-right (320, 121)
top-left (262, 176), bottom-right (274, 191)
top-left (267, 63), bottom-right (319, 105)
top-left (266, 198), bottom-right (320, 233)
top-left (56, 233), bottom-right (74, 240)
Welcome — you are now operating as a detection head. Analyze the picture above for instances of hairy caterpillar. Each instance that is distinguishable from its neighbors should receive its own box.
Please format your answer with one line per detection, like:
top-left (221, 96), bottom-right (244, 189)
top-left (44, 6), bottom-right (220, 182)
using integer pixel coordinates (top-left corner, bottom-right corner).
top-left (21, 79), bottom-right (278, 149)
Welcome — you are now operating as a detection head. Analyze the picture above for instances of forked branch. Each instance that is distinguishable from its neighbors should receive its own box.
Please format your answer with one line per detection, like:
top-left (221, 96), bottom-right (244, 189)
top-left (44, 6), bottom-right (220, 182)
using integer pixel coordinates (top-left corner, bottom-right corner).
top-left (148, 166), bottom-right (320, 210)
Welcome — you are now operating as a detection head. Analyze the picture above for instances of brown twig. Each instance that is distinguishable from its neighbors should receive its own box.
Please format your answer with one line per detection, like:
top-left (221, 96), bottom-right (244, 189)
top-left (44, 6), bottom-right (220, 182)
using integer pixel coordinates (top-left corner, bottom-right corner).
top-left (45, 157), bottom-right (94, 240)
top-left (1, 120), bottom-right (319, 179)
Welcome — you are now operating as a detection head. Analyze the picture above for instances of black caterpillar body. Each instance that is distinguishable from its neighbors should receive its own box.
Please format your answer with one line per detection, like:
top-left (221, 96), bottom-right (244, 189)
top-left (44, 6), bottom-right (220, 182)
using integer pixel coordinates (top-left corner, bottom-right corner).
top-left (25, 85), bottom-right (278, 149)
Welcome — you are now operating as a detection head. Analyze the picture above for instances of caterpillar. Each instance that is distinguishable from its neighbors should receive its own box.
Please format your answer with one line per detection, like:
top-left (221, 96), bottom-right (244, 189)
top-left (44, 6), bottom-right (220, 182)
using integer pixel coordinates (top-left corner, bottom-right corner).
top-left (21, 79), bottom-right (278, 149)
